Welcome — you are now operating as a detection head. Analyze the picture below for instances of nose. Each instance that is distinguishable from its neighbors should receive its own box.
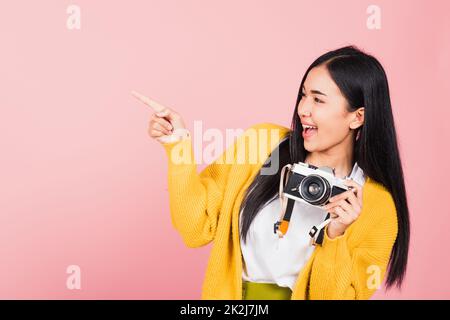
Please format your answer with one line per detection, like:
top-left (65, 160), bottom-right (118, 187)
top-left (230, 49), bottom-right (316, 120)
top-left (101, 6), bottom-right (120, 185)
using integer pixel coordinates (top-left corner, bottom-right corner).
top-left (298, 96), bottom-right (312, 118)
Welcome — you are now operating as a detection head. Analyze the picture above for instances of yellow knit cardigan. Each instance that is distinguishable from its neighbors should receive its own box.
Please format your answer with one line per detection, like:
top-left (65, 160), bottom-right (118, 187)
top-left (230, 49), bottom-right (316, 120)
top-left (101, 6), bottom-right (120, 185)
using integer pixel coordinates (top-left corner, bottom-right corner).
top-left (162, 122), bottom-right (398, 300)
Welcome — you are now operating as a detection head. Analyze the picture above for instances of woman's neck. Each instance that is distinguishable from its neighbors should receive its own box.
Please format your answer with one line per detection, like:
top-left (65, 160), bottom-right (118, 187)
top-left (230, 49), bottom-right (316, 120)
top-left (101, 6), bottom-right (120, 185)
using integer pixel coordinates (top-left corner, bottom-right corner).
top-left (305, 149), bottom-right (354, 179)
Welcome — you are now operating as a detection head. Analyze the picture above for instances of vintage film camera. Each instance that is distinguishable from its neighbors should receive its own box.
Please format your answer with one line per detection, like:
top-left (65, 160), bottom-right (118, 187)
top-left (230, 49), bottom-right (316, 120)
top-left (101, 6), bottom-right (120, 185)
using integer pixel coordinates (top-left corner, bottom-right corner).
top-left (274, 161), bottom-right (354, 242)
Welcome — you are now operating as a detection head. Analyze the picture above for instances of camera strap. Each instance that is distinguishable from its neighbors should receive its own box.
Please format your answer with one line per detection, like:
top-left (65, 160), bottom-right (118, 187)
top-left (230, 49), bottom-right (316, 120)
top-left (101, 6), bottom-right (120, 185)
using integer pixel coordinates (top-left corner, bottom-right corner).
top-left (308, 215), bottom-right (332, 246)
top-left (274, 164), bottom-right (293, 238)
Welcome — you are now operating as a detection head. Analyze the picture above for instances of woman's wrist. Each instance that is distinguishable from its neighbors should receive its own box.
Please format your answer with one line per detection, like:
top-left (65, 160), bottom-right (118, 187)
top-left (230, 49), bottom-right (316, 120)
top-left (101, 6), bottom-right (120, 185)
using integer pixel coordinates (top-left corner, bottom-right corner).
top-left (326, 223), bottom-right (346, 240)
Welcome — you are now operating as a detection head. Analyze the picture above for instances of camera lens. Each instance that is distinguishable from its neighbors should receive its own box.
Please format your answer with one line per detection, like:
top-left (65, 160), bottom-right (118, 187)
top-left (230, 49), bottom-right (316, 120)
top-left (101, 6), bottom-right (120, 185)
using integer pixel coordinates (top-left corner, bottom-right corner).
top-left (307, 183), bottom-right (321, 195)
top-left (299, 174), bottom-right (331, 205)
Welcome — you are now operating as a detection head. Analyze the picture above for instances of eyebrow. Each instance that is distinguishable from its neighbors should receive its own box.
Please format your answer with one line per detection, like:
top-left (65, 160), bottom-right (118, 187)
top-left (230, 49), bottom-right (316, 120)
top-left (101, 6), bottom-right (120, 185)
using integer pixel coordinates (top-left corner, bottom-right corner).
top-left (302, 85), bottom-right (328, 97)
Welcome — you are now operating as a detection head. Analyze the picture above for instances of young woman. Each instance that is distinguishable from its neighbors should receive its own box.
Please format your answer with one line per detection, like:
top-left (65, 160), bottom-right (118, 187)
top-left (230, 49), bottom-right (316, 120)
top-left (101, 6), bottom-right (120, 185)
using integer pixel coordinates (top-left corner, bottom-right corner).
top-left (138, 45), bottom-right (410, 300)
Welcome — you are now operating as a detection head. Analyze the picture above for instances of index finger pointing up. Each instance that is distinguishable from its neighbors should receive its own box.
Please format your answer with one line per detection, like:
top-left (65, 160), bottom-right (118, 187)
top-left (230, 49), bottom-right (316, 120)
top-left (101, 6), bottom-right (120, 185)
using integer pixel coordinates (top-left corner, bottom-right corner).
top-left (131, 90), bottom-right (167, 113)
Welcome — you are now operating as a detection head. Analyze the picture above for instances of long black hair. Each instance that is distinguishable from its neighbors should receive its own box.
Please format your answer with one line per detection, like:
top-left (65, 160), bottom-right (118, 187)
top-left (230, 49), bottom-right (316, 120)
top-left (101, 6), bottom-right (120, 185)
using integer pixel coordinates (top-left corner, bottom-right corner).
top-left (239, 45), bottom-right (409, 289)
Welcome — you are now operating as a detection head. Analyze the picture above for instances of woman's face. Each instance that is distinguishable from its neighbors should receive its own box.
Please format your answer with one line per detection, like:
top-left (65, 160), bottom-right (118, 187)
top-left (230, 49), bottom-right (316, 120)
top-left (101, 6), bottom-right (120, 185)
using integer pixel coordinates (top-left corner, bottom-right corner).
top-left (297, 65), bottom-right (361, 152)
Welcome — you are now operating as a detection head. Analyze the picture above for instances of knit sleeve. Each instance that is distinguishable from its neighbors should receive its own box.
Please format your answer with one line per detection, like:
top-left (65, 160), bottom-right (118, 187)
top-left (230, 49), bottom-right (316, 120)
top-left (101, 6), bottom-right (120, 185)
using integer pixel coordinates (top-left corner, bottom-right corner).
top-left (307, 190), bottom-right (398, 299)
top-left (161, 135), bottom-right (235, 248)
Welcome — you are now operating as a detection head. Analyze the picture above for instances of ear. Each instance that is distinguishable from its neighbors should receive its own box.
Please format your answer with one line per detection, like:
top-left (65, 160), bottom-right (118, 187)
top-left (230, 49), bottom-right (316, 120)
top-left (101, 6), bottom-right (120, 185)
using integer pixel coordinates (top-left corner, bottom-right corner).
top-left (350, 107), bottom-right (364, 130)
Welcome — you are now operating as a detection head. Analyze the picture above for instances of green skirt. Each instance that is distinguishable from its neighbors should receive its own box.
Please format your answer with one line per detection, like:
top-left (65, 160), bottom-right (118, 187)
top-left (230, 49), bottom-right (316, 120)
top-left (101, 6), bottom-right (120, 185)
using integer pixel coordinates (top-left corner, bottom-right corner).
top-left (242, 281), bottom-right (292, 300)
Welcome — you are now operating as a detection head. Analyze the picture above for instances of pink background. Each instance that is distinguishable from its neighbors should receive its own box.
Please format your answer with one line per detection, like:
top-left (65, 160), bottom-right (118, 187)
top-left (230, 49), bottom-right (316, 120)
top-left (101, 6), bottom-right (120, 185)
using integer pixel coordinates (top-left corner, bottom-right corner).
top-left (1, 0), bottom-right (449, 299)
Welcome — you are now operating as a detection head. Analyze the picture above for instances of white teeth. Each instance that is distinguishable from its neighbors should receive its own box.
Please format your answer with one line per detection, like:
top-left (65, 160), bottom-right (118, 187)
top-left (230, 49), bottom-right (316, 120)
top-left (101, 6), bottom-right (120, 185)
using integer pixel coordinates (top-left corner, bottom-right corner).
top-left (302, 124), bottom-right (317, 130)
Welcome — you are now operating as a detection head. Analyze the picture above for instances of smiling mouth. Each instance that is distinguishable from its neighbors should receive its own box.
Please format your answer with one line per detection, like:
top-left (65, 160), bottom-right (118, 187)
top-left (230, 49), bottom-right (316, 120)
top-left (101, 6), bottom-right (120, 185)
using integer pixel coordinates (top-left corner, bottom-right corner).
top-left (302, 125), bottom-right (318, 138)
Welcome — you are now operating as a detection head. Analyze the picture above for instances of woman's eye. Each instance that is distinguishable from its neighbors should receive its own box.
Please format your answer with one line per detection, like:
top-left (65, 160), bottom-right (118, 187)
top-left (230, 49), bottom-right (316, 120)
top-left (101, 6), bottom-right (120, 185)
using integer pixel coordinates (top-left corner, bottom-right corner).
top-left (314, 97), bottom-right (323, 103)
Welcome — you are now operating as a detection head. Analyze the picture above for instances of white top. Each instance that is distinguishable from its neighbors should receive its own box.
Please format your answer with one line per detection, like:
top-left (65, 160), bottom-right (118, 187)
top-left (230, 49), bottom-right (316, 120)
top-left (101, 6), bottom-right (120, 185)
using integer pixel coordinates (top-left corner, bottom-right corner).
top-left (239, 161), bottom-right (366, 290)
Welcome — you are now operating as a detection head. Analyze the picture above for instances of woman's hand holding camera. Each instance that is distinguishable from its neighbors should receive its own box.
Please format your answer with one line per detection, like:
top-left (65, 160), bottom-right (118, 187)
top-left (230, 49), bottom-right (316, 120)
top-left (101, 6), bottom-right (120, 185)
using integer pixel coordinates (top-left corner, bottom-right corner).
top-left (321, 179), bottom-right (363, 239)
